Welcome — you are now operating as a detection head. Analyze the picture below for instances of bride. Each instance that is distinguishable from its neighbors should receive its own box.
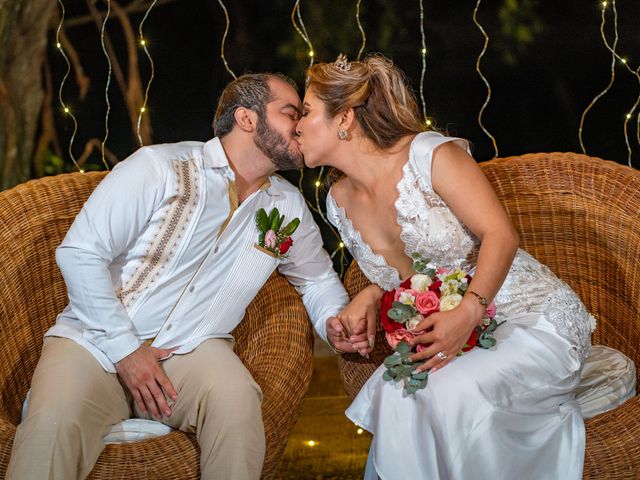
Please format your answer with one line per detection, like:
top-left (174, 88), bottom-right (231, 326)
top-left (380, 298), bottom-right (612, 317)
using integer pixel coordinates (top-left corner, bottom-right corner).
top-left (295, 54), bottom-right (595, 479)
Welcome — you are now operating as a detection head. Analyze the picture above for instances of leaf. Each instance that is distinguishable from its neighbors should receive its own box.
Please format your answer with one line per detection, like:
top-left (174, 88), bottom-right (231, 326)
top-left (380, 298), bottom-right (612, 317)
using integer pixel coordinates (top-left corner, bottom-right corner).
top-left (412, 370), bottom-right (428, 381)
top-left (383, 370), bottom-right (395, 382)
top-left (383, 353), bottom-right (402, 367)
top-left (269, 208), bottom-right (280, 230)
top-left (274, 214), bottom-right (285, 232)
top-left (396, 341), bottom-right (411, 354)
top-left (256, 208), bottom-right (269, 232)
top-left (281, 217), bottom-right (300, 236)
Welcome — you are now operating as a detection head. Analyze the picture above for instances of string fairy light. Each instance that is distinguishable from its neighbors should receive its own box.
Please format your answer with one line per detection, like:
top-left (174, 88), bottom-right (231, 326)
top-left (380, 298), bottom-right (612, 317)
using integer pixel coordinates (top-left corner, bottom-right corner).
top-left (472, 0), bottom-right (499, 158)
top-left (355, 0), bottom-right (366, 61)
top-left (137, 0), bottom-right (159, 146)
top-left (291, 0), bottom-right (315, 67)
top-left (98, 0), bottom-right (112, 169)
top-left (590, 0), bottom-right (640, 167)
top-left (418, 0), bottom-right (428, 125)
top-left (290, 1), bottom-right (347, 274)
top-left (217, 0), bottom-right (237, 79)
top-left (55, 0), bottom-right (81, 172)
top-left (578, 0), bottom-right (619, 156)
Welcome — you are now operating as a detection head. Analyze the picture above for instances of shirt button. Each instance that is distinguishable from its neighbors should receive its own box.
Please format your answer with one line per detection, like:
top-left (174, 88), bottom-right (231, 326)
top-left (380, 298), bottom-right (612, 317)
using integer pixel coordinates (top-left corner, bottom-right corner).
top-left (166, 324), bottom-right (172, 331)
top-left (189, 285), bottom-right (195, 293)
top-left (214, 246), bottom-right (219, 254)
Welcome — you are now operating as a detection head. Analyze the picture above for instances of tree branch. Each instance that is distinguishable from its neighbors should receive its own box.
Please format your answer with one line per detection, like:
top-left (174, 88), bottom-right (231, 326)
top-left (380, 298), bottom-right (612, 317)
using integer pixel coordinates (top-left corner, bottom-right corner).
top-left (57, 0), bottom-right (179, 30)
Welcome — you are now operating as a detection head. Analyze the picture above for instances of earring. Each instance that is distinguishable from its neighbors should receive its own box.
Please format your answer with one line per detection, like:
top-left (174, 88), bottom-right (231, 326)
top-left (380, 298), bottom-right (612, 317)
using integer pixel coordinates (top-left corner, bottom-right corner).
top-left (338, 129), bottom-right (348, 140)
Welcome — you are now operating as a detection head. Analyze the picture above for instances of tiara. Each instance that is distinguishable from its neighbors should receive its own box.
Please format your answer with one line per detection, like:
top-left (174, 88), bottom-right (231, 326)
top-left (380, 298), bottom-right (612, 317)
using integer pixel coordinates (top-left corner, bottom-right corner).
top-left (334, 53), bottom-right (352, 72)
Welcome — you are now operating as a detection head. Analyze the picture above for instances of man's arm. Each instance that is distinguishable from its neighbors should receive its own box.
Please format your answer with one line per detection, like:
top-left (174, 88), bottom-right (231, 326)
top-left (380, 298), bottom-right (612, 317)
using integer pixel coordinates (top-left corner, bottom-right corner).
top-left (276, 201), bottom-right (351, 345)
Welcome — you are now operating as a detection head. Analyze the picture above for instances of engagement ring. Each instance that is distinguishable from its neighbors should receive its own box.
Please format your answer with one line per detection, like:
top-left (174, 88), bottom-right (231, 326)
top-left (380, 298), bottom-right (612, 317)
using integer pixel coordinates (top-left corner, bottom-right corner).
top-left (436, 351), bottom-right (447, 361)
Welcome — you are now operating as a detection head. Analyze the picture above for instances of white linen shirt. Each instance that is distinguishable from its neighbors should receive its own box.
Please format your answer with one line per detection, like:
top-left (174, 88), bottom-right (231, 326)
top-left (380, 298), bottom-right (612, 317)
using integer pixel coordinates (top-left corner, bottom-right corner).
top-left (48, 137), bottom-right (349, 373)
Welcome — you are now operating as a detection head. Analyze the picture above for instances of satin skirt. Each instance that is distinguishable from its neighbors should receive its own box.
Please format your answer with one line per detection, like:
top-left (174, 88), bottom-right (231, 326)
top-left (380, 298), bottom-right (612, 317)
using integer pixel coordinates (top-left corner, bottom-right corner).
top-left (346, 312), bottom-right (586, 480)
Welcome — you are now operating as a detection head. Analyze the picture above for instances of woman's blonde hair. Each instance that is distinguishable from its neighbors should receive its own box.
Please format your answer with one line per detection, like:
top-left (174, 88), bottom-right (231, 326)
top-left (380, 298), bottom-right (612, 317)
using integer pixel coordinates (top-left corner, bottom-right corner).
top-left (306, 54), bottom-right (425, 147)
top-left (306, 54), bottom-right (426, 185)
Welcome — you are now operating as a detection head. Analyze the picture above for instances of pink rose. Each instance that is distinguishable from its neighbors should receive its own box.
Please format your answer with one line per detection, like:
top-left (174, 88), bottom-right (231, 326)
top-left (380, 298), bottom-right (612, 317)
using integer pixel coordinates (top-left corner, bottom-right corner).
top-left (385, 328), bottom-right (415, 350)
top-left (264, 230), bottom-right (277, 248)
top-left (486, 301), bottom-right (496, 318)
top-left (414, 291), bottom-right (440, 316)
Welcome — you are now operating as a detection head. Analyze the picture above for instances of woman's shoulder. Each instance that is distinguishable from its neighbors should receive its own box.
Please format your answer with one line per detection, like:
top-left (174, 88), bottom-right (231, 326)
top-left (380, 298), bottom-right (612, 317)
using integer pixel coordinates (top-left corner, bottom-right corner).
top-left (409, 131), bottom-right (471, 184)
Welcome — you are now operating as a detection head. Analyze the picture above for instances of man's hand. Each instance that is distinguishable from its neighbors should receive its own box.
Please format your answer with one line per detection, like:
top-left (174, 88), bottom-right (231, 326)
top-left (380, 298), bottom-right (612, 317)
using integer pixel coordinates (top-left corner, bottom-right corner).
top-left (115, 345), bottom-right (178, 419)
top-left (326, 316), bottom-right (369, 354)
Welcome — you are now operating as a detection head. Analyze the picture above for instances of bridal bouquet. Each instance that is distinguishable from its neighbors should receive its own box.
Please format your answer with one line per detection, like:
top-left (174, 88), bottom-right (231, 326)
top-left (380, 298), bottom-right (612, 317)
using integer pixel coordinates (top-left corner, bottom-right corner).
top-left (381, 253), bottom-right (500, 394)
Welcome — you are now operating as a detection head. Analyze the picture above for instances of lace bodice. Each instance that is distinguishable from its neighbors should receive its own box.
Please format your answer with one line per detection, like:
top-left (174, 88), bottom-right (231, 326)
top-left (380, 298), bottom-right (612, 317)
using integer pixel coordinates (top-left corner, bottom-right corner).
top-left (327, 131), bottom-right (595, 362)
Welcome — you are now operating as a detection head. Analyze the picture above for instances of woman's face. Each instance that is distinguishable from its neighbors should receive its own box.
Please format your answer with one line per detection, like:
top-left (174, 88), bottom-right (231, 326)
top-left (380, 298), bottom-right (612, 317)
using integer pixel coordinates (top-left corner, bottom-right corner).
top-left (296, 88), bottom-right (341, 169)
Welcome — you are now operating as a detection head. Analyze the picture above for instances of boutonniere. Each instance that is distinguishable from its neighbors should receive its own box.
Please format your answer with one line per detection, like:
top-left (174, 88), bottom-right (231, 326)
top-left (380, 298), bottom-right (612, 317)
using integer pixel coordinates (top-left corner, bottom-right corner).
top-left (254, 207), bottom-right (300, 258)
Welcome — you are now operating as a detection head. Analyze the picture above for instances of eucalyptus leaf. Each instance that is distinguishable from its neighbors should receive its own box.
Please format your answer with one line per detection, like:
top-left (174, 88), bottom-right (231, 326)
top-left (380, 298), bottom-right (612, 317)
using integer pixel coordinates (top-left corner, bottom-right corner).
top-left (396, 341), bottom-right (411, 354)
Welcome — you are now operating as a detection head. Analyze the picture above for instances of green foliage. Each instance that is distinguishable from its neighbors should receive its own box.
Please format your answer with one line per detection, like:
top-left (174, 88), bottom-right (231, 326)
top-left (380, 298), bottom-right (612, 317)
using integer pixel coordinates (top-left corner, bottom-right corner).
top-left (382, 341), bottom-right (428, 395)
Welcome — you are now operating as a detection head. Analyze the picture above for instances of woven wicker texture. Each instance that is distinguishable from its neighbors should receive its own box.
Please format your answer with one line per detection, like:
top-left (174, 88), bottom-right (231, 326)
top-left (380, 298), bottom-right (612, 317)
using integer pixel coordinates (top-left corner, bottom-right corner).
top-left (339, 152), bottom-right (640, 479)
top-left (0, 171), bottom-right (314, 479)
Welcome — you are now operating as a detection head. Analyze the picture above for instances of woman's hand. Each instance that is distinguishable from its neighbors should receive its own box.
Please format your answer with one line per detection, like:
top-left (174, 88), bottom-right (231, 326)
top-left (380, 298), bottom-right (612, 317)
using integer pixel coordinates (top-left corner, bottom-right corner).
top-left (409, 296), bottom-right (485, 373)
top-left (336, 284), bottom-right (383, 356)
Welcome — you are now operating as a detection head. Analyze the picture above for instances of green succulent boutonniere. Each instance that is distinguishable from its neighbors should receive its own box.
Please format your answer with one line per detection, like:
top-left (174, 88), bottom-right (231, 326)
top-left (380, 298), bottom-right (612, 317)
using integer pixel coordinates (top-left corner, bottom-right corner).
top-left (254, 207), bottom-right (300, 258)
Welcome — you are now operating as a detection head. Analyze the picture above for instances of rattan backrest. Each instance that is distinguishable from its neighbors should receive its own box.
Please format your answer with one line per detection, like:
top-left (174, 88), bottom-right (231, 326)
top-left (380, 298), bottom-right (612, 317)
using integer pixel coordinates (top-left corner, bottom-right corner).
top-left (0, 172), bottom-right (106, 422)
top-left (480, 152), bottom-right (640, 372)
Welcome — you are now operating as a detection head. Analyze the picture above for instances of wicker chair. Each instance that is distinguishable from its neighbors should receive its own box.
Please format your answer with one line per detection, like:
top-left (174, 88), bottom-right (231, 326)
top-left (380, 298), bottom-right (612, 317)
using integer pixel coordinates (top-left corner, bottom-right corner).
top-left (338, 152), bottom-right (640, 479)
top-left (0, 171), bottom-right (314, 479)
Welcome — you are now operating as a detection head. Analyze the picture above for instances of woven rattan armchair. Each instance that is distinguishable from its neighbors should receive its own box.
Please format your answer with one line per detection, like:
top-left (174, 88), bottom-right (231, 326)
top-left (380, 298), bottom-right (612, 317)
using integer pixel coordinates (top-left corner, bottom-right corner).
top-left (339, 152), bottom-right (640, 479)
top-left (0, 171), bottom-right (314, 479)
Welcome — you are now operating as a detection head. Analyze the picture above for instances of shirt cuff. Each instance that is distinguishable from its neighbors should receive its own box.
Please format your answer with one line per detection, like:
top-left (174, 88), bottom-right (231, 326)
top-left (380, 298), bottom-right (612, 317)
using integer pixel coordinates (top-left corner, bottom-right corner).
top-left (97, 332), bottom-right (141, 365)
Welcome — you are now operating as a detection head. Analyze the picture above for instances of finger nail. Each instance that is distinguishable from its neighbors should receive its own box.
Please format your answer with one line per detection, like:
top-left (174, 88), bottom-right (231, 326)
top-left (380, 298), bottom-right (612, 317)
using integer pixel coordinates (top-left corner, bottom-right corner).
top-left (368, 335), bottom-right (375, 349)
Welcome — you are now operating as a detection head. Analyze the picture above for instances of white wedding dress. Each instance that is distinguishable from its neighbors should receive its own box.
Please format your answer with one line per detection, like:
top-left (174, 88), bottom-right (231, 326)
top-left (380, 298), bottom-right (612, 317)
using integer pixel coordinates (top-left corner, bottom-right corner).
top-left (326, 131), bottom-right (596, 480)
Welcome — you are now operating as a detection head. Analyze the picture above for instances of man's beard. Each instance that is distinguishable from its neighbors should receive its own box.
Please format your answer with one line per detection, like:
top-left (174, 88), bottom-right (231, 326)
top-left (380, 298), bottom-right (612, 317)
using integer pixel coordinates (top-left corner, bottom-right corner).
top-left (254, 117), bottom-right (303, 171)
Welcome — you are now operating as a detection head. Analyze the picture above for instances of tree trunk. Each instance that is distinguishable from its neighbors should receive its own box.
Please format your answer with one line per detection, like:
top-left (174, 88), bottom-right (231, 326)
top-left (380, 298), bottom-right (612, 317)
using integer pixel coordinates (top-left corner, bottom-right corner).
top-left (0, 0), bottom-right (56, 190)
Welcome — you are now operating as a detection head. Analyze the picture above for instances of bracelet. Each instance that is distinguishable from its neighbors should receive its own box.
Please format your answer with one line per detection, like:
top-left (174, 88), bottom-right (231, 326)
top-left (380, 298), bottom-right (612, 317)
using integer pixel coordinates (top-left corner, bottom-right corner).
top-left (467, 290), bottom-right (488, 308)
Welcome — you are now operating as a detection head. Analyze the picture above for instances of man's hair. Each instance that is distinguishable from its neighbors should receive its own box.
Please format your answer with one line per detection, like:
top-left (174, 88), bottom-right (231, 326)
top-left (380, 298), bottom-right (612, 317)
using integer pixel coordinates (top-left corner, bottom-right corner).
top-left (213, 73), bottom-right (297, 138)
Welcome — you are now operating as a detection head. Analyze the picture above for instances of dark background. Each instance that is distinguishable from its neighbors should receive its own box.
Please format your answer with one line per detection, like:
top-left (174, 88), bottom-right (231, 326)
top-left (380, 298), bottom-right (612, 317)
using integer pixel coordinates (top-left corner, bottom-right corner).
top-left (49, 0), bottom-right (640, 272)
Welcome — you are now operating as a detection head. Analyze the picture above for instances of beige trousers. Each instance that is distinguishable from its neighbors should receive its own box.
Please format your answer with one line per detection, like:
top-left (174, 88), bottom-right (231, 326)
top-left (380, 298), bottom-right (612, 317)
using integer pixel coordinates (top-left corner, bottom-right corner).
top-left (7, 337), bottom-right (265, 480)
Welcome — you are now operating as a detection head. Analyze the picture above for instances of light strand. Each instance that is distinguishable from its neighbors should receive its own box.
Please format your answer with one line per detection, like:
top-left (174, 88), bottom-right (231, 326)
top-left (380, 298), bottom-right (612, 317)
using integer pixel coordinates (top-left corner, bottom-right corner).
top-left (291, 1), bottom-right (314, 66)
top-left (137, 0), bottom-right (159, 146)
top-left (578, 1), bottom-right (619, 155)
top-left (418, 0), bottom-right (428, 124)
top-left (98, 0), bottom-right (112, 170)
top-left (594, 1), bottom-right (639, 167)
top-left (472, 0), bottom-right (499, 158)
top-left (217, 0), bottom-right (237, 79)
top-left (55, 0), bottom-right (81, 172)
top-left (355, 0), bottom-right (366, 61)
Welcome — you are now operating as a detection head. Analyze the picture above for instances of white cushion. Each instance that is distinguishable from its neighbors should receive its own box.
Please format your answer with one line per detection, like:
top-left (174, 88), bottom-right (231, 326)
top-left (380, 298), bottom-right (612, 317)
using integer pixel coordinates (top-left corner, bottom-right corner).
top-left (575, 345), bottom-right (637, 419)
top-left (21, 391), bottom-right (174, 444)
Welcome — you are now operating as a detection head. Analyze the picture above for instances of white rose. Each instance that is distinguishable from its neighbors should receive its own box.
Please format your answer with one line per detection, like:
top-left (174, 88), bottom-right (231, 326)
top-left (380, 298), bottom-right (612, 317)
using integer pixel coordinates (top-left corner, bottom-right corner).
top-left (440, 293), bottom-right (463, 311)
top-left (440, 279), bottom-right (460, 296)
top-left (410, 274), bottom-right (432, 292)
top-left (407, 314), bottom-right (424, 330)
top-left (398, 291), bottom-right (415, 305)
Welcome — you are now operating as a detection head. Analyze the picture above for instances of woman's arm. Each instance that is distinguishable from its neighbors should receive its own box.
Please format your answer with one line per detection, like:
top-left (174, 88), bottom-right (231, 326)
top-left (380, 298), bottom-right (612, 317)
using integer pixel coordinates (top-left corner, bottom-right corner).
top-left (410, 142), bottom-right (519, 372)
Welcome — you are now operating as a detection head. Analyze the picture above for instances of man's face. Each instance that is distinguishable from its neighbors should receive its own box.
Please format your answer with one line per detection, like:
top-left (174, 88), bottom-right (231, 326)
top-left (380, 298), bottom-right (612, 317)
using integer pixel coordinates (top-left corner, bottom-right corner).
top-left (253, 78), bottom-right (304, 171)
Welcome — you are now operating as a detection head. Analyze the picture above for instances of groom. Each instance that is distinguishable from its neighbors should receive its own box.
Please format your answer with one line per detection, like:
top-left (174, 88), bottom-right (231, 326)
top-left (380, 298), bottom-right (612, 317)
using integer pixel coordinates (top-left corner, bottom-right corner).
top-left (7, 73), bottom-right (365, 479)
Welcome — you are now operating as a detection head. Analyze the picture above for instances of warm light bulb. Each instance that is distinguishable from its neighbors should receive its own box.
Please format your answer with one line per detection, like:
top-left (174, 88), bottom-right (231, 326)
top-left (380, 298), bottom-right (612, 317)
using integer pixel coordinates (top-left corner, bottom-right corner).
top-left (308, 50), bottom-right (314, 57)
top-left (140, 39), bottom-right (146, 46)
top-left (314, 180), bottom-right (320, 187)
top-left (79, 169), bottom-right (85, 174)
top-left (140, 107), bottom-right (146, 113)
top-left (621, 58), bottom-right (628, 64)
top-left (602, 1), bottom-right (607, 7)
top-left (357, 428), bottom-right (364, 435)
top-left (426, 119), bottom-right (432, 126)
top-left (56, 42), bottom-right (61, 49)
top-left (421, 48), bottom-right (427, 54)
top-left (64, 107), bottom-right (69, 113)
top-left (627, 113), bottom-right (632, 119)
top-left (339, 242), bottom-right (344, 248)
top-left (305, 440), bottom-right (317, 447)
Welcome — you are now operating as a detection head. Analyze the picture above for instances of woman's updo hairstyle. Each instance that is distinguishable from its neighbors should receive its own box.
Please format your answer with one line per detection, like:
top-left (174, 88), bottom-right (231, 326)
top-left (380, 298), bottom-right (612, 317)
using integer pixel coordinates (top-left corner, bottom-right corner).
top-left (305, 54), bottom-right (425, 150)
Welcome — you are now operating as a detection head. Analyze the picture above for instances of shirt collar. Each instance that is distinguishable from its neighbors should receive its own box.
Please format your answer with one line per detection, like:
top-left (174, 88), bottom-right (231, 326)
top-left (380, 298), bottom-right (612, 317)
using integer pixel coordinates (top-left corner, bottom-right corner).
top-left (203, 137), bottom-right (279, 197)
